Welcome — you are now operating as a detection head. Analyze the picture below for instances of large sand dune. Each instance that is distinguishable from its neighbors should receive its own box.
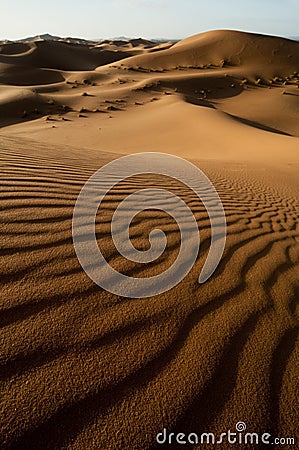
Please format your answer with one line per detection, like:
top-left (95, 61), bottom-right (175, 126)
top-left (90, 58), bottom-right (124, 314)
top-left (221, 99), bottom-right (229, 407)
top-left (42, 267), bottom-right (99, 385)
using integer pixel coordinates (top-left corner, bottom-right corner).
top-left (0, 30), bottom-right (298, 449)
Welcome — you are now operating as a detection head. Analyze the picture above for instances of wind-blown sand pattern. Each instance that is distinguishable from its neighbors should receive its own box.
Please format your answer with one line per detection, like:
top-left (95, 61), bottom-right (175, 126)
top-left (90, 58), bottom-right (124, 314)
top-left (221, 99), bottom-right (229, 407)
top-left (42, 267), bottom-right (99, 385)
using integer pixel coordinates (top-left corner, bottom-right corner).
top-left (0, 30), bottom-right (299, 449)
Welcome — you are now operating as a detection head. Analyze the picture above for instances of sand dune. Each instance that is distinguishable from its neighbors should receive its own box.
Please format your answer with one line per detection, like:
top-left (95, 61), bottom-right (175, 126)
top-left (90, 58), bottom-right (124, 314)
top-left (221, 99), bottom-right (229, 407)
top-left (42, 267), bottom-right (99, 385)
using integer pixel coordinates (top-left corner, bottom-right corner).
top-left (0, 30), bottom-right (298, 449)
top-left (0, 40), bottom-right (134, 71)
top-left (116, 30), bottom-right (299, 79)
top-left (0, 30), bottom-right (298, 136)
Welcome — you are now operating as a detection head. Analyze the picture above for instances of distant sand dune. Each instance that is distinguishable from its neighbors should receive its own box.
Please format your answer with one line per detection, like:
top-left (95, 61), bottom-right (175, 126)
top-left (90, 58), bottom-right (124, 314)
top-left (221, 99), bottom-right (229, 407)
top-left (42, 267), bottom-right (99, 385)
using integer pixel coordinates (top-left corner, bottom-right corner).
top-left (0, 30), bottom-right (298, 137)
top-left (117, 30), bottom-right (299, 78)
top-left (0, 39), bottom-right (155, 72)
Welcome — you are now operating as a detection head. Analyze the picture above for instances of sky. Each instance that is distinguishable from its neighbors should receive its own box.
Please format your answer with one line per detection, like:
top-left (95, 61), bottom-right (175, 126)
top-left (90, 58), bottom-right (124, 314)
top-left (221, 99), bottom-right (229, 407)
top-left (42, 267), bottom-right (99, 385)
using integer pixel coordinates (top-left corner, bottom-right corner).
top-left (1, 0), bottom-right (298, 41)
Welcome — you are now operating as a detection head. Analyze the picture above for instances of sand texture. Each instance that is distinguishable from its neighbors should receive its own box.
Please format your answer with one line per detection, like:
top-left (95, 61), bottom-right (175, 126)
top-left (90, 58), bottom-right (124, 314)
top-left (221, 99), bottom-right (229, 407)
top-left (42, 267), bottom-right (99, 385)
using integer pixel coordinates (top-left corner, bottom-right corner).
top-left (0, 30), bottom-right (298, 449)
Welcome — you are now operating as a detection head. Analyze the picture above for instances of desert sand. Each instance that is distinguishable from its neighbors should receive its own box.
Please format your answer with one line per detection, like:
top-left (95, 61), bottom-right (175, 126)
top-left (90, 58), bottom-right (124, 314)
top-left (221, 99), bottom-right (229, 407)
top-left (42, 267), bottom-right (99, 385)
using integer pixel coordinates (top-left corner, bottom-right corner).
top-left (0, 30), bottom-right (298, 449)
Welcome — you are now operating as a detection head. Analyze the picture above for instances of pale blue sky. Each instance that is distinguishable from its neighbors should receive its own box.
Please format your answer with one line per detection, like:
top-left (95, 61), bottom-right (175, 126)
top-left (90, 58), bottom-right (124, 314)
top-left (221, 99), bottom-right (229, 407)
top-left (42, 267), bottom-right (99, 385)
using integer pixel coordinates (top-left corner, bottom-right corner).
top-left (1, 0), bottom-right (298, 40)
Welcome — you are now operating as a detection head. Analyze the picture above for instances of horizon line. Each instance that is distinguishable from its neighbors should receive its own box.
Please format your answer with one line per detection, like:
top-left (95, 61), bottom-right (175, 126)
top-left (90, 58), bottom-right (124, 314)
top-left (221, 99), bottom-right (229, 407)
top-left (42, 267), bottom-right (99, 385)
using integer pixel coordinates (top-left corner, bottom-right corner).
top-left (1, 29), bottom-right (298, 43)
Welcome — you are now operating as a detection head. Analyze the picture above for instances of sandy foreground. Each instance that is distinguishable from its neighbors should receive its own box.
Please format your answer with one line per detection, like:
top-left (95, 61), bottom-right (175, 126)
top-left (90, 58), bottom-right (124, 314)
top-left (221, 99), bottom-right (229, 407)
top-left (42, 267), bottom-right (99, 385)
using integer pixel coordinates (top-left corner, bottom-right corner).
top-left (0, 30), bottom-right (298, 449)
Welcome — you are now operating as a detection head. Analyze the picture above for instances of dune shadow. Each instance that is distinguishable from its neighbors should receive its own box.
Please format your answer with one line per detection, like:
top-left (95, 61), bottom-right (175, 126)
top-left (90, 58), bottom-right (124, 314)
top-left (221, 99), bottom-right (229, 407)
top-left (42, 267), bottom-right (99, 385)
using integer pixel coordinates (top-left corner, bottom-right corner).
top-left (225, 112), bottom-right (293, 136)
top-left (184, 96), bottom-right (216, 108)
top-left (269, 326), bottom-right (299, 437)
top-left (164, 309), bottom-right (267, 450)
top-left (160, 75), bottom-right (243, 101)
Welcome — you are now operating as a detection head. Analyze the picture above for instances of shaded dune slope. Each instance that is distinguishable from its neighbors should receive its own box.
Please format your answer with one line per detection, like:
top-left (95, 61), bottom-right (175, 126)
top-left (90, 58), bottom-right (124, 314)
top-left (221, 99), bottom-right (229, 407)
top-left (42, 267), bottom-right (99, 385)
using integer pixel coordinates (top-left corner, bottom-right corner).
top-left (0, 37), bottom-right (171, 72)
top-left (0, 40), bottom-right (133, 71)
